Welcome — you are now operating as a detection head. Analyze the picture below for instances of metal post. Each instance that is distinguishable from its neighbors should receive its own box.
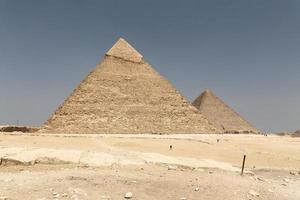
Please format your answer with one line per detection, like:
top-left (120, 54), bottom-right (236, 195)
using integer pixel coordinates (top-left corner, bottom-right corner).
top-left (241, 155), bottom-right (246, 176)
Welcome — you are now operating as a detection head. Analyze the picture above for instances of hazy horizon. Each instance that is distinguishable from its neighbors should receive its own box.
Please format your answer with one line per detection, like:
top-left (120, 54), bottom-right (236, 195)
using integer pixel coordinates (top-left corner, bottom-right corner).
top-left (1, 0), bottom-right (300, 132)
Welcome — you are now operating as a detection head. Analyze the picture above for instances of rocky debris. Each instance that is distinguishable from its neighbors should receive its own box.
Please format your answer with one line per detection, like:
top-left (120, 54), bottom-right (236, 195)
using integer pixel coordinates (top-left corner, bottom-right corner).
top-left (124, 192), bottom-right (133, 199)
top-left (0, 125), bottom-right (39, 133)
top-left (291, 130), bottom-right (300, 137)
top-left (248, 190), bottom-right (260, 197)
top-left (168, 165), bottom-right (177, 170)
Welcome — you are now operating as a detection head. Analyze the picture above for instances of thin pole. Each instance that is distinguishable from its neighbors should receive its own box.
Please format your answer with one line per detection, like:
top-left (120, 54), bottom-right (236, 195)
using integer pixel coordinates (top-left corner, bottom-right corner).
top-left (241, 155), bottom-right (246, 176)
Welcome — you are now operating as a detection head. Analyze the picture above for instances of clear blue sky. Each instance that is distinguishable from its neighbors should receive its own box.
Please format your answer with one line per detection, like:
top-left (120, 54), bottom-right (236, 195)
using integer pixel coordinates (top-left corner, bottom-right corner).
top-left (0, 0), bottom-right (299, 132)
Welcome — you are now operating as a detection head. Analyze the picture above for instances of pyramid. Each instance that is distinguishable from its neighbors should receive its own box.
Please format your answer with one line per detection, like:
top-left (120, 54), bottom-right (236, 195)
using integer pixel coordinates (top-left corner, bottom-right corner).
top-left (41, 38), bottom-right (218, 134)
top-left (192, 90), bottom-right (258, 133)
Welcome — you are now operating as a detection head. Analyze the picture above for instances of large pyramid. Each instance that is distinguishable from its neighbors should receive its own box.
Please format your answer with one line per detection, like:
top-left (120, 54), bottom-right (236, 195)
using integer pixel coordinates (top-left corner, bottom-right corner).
top-left (41, 38), bottom-right (218, 134)
top-left (192, 90), bottom-right (258, 133)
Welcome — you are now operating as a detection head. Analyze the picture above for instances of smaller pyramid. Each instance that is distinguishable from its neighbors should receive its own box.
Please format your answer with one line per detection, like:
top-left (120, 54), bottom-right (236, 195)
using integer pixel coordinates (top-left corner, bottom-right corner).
top-left (192, 90), bottom-right (258, 133)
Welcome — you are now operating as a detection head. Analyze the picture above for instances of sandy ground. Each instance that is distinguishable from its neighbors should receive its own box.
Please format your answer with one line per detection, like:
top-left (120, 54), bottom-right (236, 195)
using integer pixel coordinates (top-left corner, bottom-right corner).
top-left (0, 133), bottom-right (299, 199)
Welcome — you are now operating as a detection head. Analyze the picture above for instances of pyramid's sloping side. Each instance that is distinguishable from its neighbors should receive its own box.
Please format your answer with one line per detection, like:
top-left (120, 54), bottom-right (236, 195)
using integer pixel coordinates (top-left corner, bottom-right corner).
top-left (41, 56), bottom-right (218, 134)
top-left (192, 91), bottom-right (258, 133)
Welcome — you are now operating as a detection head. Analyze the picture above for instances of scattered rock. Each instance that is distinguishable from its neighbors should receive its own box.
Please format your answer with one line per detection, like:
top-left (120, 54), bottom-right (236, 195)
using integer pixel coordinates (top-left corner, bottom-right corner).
top-left (100, 195), bottom-right (111, 199)
top-left (290, 171), bottom-right (296, 176)
top-left (124, 192), bottom-right (133, 199)
top-left (257, 177), bottom-right (264, 181)
top-left (61, 193), bottom-right (68, 197)
top-left (4, 178), bottom-right (13, 182)
top-left (52, 192), bottom-right (59, 198)
top-left (283, 178), bottom-right (290, 183)
top-left (70, 194), bottom-right (78, 200)
top-left (248, 190), bottom-right (260, 197)
top-left (168, 165), bottom-right (177, 170)
top-left (245, 171), bottom-right (255, 176)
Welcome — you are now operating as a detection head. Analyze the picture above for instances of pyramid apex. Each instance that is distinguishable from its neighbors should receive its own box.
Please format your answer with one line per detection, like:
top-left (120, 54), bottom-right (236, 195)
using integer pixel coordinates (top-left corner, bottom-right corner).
top-left (106, 38), bottom-right (143, 63)
top-left (202, 89), bottom-right (215, 97)
top-left (203, 89), bottom-right (212, 94)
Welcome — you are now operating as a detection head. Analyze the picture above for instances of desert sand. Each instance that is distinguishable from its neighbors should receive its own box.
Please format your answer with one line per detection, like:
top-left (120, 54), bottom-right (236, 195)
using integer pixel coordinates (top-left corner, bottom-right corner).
top-left (0, 133), bottom-right (299, 200)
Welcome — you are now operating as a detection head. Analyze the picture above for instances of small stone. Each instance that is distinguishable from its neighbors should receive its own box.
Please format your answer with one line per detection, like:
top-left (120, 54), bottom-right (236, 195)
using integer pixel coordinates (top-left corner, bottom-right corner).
top-left (52, 192), bottom-right (59, 198)
top-left (100, 195), bottom-right (111, 199)
top-left (194, 187), bottom-right (199, 191)
top-left (290, 171), bottom-right (296, 175)
top-left (180, 197), bottom-right (187, 200)
top-left (4, 178), bottom-right (13, 182)
top-left (257, 177), bottom-right (264, 181)
top-left (0, 196), bottom-right (8, 200)
top-left (268, 189), bottom-right (274, 193)
top-left (124, 192), bottom-right (133, 199)
top-left (168, 165), bottom-right (177, 170)
top-left (208, 171), bottom-right (213, 174)
top-left (283, 178), bottom-right (290, 183)
top-left (62, 193), bottom-right (68, 197)
top-left (248, 190), bottom-right (260, 197)
top-left (245, 171), bottom-right (255, 176)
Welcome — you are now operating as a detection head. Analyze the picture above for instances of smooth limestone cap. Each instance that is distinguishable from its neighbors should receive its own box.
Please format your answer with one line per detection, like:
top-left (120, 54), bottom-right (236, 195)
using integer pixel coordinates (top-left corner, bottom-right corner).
top-left (106, 38), bottom-right (143, 63)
